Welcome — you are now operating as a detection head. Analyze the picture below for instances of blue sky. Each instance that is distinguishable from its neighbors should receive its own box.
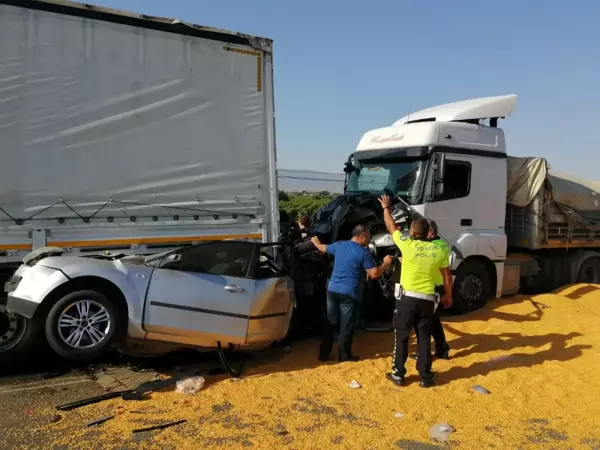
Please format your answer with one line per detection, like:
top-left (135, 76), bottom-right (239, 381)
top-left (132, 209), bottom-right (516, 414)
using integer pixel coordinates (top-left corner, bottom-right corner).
top-left (92, 0), bottom-right (600, 179)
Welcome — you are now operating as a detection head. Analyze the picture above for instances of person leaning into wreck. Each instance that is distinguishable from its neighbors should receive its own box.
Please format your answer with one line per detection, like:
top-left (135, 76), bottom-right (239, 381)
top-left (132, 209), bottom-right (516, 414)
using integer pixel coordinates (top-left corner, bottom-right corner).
top-left (378, 195), bottom-right (453, 387)
top-left (311, 225), bottom-right (393, 362)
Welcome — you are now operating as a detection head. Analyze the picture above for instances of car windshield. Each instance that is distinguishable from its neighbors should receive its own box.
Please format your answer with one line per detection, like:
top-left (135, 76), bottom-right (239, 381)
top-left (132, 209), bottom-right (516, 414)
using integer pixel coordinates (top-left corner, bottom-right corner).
top-left (346, 159), bottom-right (425, 204)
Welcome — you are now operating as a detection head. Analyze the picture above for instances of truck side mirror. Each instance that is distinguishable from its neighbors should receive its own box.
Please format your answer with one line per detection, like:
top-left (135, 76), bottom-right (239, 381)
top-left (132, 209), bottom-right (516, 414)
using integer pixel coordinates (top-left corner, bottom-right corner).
top-left (433, 153), bottom-right (446, 183)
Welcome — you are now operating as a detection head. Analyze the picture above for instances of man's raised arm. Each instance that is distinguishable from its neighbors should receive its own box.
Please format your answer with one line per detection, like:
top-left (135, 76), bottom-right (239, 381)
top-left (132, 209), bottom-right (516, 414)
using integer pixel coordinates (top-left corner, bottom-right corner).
top-left (378, 195), bottom-right (398, 236)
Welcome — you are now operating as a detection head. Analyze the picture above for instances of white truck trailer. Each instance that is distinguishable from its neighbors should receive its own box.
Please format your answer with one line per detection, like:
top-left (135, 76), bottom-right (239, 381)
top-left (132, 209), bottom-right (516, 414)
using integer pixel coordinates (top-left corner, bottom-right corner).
top-left (0, 0), bottom-right (279, 357)
top-left (329, 94), bottom-right (600, 315)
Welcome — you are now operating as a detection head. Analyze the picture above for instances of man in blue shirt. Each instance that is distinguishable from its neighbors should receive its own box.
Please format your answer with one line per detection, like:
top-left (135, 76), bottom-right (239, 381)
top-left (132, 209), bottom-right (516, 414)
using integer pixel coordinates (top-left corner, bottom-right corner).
top-left (311, 225), bottom-right (393, 362)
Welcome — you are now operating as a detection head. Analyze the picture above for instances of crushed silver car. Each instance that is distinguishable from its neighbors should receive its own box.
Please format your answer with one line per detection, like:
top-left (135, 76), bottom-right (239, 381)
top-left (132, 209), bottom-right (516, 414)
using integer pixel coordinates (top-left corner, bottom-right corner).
top-left (4, 241), bottom-right (295, 363)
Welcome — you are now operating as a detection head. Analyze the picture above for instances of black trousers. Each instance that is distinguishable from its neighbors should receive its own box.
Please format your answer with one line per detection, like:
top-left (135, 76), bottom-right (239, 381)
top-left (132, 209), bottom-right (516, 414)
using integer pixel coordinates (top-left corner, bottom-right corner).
top-left (393, 295), bottom-right (435, 380)
top-left (320, 291), bottom-right (359, 359)
top-left (414, 285), bottom-right (448, 355)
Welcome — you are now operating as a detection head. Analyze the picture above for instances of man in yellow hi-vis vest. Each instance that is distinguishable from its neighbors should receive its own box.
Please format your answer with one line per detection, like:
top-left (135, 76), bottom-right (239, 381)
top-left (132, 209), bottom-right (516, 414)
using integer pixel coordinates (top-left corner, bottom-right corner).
top-left (379, 195), bottom-right (453, 388)
top-left (410, 219), bottom-right (451, 361)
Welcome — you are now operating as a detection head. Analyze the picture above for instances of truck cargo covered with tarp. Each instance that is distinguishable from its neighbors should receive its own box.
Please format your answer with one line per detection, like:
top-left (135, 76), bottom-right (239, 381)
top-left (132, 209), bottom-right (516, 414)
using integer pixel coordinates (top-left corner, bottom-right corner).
top-left (0, 0), bottom-right (279, 262)
top-left (506, 156), bottom-right (600, 249)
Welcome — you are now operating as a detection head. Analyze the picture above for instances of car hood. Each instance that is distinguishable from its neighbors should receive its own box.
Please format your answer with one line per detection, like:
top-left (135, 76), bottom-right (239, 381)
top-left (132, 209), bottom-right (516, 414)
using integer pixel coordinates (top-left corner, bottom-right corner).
top-left (38, 255), bottom-right (104, 269)
top-left (311, 193), bottom-right (385, 243)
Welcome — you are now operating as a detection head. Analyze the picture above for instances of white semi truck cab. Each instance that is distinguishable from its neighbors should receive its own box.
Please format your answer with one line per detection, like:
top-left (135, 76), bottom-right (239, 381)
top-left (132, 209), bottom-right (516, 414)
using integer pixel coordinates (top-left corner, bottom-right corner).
top-left (344, 94), bottom-right (600, 314)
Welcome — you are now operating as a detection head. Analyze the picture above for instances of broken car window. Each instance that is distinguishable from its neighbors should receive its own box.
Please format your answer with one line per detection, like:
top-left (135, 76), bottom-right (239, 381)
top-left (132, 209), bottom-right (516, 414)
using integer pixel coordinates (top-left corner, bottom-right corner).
top-left (177, 242), bottom-right (254, 278)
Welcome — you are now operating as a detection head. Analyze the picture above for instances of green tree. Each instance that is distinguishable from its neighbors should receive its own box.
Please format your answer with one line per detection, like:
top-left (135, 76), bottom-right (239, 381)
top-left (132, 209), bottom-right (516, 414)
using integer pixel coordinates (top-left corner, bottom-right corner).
top-left (279, 192), bottom-right (337, 221)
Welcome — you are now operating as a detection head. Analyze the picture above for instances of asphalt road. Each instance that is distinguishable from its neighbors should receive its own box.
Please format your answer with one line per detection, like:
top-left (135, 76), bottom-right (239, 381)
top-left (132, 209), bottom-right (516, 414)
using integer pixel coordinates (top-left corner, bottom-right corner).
top-left (0, 350), bottom-right (232, 449)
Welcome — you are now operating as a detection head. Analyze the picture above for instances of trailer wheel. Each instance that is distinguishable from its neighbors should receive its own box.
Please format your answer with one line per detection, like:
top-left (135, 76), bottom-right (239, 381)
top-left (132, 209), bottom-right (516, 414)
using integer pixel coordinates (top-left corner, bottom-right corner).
top-left (0, 307), bottom-right (42, 365)
top-left (45, 290), bottom-right (123, 361)
top-left (576, 257), bottom-right (600, 284)
top-left (448, 260), bottom-right (491, 315)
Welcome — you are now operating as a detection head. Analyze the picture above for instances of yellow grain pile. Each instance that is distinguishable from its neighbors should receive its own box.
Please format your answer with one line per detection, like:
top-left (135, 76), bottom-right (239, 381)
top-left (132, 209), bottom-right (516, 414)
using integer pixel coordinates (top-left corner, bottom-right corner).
top-left (39, 284), bottom-right (600, 449)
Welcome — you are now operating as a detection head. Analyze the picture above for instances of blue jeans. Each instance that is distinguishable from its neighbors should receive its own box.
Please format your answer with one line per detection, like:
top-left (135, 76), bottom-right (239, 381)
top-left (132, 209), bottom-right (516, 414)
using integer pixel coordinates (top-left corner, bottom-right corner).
top-left (320, 291), bottom-right (359, 359)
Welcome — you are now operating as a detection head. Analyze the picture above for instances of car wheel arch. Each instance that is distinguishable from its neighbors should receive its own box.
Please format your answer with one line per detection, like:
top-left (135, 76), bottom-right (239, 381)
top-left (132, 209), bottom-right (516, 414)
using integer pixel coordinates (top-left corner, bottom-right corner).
top-left (36, 276), bottom-right (129, 326)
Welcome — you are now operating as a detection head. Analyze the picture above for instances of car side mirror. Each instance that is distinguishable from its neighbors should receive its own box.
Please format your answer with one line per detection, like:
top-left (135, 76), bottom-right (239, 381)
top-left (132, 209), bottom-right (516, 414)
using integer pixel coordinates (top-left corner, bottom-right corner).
top-left (166, 254), bottom-right (182, 263)
top-left (163, 253), bottom-right (183, 268)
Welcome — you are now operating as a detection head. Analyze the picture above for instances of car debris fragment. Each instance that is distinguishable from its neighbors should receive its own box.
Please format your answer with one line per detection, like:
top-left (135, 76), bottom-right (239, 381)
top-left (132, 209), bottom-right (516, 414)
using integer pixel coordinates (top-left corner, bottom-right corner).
top-left (56, 391), bottom-right (131, 411)
top-left (175, 376), bottom-right (205, 395)
top-left (122, 377), bottom-right (178, 401)
top-left (472, 385), bottom-right (491, 394)
top-left (87, 415), bottom-right (114, 427)
top-left (429, 422), bottom-right (455, 442)
top-left (132, 419), bottom-right (186, 433)
top-left (349, 380), bottom-right (361, 389)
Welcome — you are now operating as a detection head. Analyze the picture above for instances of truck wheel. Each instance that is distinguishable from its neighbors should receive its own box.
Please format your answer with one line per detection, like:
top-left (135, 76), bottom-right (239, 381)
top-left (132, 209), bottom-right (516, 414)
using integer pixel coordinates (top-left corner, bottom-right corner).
top-left (45, 290), bottom-right (123, 361)
top-left (576, 257), bottom-right (600, 284)
top-left (449, 260), bottom-right (491, 315)
top-left (0, 307), bottom-right (42, 365)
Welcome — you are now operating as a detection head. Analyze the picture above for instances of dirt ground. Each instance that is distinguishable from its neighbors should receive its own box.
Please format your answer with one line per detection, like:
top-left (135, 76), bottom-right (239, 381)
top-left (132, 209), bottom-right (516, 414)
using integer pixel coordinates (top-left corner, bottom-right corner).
top-left (2, 283), bottom-right (600, 450)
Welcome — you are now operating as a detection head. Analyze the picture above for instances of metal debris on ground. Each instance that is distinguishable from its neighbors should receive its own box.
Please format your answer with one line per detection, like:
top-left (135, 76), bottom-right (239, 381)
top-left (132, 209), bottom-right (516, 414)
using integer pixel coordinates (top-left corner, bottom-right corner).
top-left (87, 415), bottom-right (114, 427)
top-left (429, 423), bottom-right (455, 443)
top-left (349, 380), bottom-right (361, 389)
top-left (122, 377), bottom-right (179, 401)
top-left (176, 376), bottom-right (205, 395)
top-left (132, 419), bottom-right (187, 434)
top-left (394, 412), bottom-right (405, 419)
top-left (56, 391), bottom-right (131, 411)
top-left (472, 385), bottom-right (491, 394)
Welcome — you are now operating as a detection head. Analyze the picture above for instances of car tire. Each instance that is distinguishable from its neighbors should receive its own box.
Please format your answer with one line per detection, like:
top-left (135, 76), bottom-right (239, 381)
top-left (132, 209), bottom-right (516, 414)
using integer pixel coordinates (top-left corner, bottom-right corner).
top-left (0, 306), bottom-right (43, 366)
top-left (448, 260), bottom-right (492, 315)
top-left (45, 290), bottom-right (123, 361)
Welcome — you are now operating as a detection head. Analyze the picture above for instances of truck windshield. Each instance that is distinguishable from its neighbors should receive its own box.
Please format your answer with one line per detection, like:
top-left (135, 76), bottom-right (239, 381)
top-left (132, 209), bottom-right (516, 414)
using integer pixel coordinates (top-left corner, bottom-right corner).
top-left (346, 159), bottom-right (425, 204)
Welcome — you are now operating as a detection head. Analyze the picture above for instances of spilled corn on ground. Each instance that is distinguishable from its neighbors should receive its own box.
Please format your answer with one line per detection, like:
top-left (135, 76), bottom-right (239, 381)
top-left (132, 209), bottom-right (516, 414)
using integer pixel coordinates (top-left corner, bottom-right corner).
top-left (5, 284), bottom-right (600, 449)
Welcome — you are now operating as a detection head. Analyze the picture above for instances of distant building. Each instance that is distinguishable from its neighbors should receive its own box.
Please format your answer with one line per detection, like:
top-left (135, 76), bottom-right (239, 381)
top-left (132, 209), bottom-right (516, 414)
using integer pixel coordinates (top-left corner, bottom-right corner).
top-left (278, 169), bottom-right (345, 194)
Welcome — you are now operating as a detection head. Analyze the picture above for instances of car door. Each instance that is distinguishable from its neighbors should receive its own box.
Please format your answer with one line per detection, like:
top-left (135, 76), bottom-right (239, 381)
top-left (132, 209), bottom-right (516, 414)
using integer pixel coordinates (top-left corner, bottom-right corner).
top-left (143, 241), bottom-right (258, 345)
top-left (245, 243), bottom-right (295, 344)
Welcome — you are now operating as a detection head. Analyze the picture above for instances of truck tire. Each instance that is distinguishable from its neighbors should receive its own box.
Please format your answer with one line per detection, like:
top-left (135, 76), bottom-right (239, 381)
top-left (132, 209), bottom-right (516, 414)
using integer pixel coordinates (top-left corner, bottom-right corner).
top-left (45, 290), bottom-right (123, 361)
top-left (576, 257), bottom-right (600, 284)
top-left (0, 306), bottom-right (43, 365)
top-left (448, 260), bottom-right (491, 315)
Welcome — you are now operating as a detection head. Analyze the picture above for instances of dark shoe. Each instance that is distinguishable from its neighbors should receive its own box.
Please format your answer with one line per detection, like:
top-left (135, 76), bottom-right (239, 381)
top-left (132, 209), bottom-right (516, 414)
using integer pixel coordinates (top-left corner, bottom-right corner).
top-left (419, 376), bottom-right (435, 388)
top-left (386, 373), bottom-right (405, 386)
top-left (409, 352), bottom-right (418, 360)
top-left (318, 353), bottom-right (329, 362)
top-left (339, 354), bottom-right (360, 362)
top-left (435, 343), bottom-right (450, 360)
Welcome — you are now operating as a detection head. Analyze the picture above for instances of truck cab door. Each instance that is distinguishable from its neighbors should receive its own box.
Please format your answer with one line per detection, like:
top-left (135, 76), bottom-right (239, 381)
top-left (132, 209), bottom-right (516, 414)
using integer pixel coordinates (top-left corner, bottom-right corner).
top-left (425, 154), bottom-right (475, 245)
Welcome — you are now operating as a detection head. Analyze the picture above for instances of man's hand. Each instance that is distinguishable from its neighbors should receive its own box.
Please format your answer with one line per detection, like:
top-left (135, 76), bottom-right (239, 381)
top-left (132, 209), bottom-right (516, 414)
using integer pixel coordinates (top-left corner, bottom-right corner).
top-left (311, 236), bottom-right (326, 254)
top-left (379, 195), bottom-right (397, 235)
top-left (378, 195), bottom-right (392, 209)
top-left (383, 255), bottom-right (394, 266)
top-left (442, 294), bottom-right (452, 309)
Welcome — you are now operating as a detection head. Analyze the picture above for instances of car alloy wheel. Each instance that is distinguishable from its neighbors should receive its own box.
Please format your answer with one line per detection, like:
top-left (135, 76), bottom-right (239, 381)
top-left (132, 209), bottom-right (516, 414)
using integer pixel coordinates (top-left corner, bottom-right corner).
top-left (57, 300), bottom-right (112, 349)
